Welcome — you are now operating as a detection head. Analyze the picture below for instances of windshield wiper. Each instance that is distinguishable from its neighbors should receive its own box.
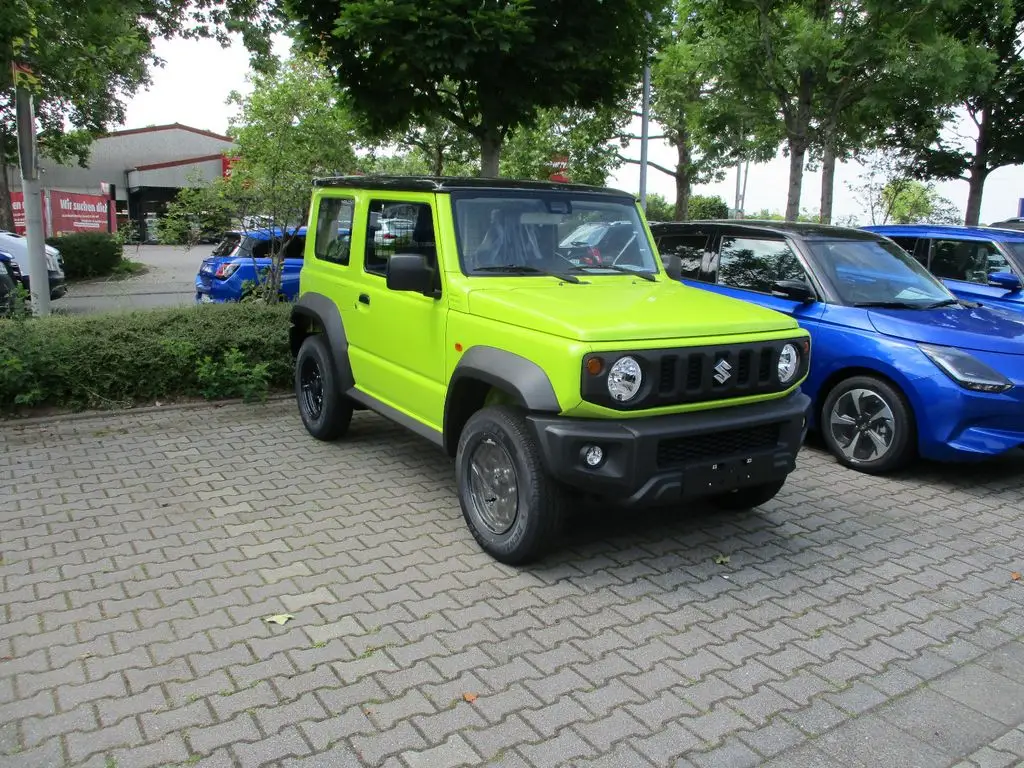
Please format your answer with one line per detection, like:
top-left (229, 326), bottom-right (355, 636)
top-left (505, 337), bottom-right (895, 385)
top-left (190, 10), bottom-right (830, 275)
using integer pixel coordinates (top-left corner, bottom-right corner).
top-left (473, 264), bottom-right (581, 283)
top-left (852, 300), bottom-right (926, 309)
top-left (922, 299), bottom-right (960, 309)
top-left (568, 264), bottom-right (657, 282)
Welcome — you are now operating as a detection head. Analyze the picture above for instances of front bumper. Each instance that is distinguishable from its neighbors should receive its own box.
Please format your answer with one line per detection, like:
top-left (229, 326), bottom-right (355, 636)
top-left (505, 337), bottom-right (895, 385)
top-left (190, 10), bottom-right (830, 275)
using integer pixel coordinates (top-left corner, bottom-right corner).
top-left (21, 272), bottom-right (66, 300)
top-left (528, 390), bottom-right (811, 507)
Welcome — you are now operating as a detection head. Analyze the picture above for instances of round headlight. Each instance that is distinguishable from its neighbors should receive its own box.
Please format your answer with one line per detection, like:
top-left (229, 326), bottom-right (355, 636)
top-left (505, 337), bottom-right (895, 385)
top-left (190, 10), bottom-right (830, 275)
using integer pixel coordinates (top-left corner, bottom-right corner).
top-left (778, 343), bottom-right (800, 384)
top-left (608, 356), bottom-right (643, 402)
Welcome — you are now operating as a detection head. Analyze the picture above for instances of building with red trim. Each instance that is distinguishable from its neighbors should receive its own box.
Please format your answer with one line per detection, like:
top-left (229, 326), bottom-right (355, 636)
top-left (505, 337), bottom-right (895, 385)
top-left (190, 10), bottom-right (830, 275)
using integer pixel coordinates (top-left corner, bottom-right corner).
top-left (6, 123), bottom-right (235, 241)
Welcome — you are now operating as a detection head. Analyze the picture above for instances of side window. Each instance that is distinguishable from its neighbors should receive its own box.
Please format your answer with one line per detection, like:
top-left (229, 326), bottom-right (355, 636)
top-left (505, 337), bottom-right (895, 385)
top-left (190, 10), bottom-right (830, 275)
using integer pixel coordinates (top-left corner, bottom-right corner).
top-left (930, 239), bottom-right (1008, 284)
top-left (888, 237), bottom-right (923, 265)
top-left (284, 235), bottom-right (306, 260)
top-left (314, 197), bottom-right (355, 265)
top-left (716, 236), bottom-right (808, 293)
top-left (365, 200), bottom-right (436, 277)
top-left (655, 234), bottom-right (707, 280)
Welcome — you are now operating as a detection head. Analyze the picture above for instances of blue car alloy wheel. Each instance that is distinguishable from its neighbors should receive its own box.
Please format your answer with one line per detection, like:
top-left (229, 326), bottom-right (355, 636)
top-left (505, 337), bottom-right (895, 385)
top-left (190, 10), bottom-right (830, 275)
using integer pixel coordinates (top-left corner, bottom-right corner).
top-left (820, 374), bottom-right (915, 474)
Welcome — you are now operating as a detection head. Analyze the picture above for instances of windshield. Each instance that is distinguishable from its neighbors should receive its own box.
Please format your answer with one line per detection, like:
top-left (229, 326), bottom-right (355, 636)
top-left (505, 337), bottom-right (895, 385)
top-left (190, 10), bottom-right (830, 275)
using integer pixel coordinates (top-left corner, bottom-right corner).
top-left (998, 241), bottom-right (1024, 273)
top-left (452, 193), bottom-right (659, 277)
top-left (807, 238), bottom-right (955, 307)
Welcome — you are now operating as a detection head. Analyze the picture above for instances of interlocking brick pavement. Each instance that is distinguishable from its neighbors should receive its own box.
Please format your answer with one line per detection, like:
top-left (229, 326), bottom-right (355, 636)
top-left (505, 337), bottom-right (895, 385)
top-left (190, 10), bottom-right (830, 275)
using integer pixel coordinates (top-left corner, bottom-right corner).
top-left (2, 400), bottom-right (1024, 767)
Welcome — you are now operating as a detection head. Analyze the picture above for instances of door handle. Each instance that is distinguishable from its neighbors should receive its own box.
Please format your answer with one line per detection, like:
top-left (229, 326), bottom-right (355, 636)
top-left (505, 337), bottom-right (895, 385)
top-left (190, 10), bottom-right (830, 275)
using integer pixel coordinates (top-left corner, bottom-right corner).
top-left (358, 293), bottom-right (370, 305)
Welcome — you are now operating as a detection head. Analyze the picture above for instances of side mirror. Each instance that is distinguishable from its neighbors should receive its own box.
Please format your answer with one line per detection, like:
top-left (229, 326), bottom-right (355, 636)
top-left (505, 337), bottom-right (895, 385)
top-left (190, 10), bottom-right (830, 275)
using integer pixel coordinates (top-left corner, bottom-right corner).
top-left (386, 253), bottom-right (436, 296)
top-left (661, 253), bottom-right (682, 280)
top-left (771, 279), bottom-right (815, 303)
top-left (989, 271), bottom-right (1022, 292)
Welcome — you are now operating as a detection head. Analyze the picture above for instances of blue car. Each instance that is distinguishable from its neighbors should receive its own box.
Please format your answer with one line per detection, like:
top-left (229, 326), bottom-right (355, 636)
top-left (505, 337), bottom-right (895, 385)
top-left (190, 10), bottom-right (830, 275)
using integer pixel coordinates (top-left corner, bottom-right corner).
top-left (650, 220), bottom-right (1024, 473)
top-left (863, 224), bottom-right (1023, 315)
top-left (195, 228), bottom-right (308, 303)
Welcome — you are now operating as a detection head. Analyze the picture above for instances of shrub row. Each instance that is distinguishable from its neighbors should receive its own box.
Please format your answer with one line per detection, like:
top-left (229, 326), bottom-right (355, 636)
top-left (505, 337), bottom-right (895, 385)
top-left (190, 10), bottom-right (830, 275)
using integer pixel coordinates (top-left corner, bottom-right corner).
top-left (0, 302), bottom-right (294, 413)
top-left (46, 233), bottom-right (124, 280)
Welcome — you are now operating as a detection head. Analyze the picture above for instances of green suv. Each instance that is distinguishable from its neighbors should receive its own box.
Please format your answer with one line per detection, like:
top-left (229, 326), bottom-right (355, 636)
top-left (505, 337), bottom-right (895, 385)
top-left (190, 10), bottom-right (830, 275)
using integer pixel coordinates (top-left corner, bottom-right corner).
top-left (290, 176), bottom-right (812, 563)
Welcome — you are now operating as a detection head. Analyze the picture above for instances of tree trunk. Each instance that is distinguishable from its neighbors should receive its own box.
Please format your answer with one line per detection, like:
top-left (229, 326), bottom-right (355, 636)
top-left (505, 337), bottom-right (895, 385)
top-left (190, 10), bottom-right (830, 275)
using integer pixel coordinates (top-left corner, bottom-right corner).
top-left (479, 133), bottom-right (501, 178)
top-left (964, 109), bottom-right (990, 226)
top-left (0, 121), bottom-right (15, 231)
top-left (819, 141), bottom-right (836, 224)
top-left (432, 147), bottom-right (444, 176)
top-left (785, 70), bottom-right (814, 221)
top-left (674, 137), bottom-right (692, 221)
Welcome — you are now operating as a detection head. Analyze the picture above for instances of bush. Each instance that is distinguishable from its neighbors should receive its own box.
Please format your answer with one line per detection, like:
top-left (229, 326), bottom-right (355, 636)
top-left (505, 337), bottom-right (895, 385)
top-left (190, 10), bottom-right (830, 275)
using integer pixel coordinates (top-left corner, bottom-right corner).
top-left (688, 195), bottom-right (730, 221)
top-left (0, 302), bottom-right (293, 413)
top-left (46, 233), bottom-right (124, 280)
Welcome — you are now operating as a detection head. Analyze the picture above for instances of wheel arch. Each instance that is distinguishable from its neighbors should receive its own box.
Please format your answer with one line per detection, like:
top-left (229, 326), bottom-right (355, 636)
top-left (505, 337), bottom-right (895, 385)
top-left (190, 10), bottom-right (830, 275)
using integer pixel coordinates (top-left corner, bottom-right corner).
top-left (290, 292), bottom-right (354, 393)
top-left (443, 346), bottom-right (561, 457)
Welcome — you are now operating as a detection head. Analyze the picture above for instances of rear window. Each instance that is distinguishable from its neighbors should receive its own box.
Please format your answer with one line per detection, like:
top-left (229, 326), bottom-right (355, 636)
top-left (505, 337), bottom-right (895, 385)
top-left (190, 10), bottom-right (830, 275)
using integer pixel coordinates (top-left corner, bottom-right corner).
top-left (212, 233), bottom-right (241, 256)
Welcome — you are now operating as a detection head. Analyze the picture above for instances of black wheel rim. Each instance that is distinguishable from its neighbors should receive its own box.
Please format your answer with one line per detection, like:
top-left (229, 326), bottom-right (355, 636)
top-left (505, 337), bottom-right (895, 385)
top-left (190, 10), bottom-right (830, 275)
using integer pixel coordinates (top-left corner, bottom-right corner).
top-left (299, 356), bottom-right (324, 420)
top-left (467, 436), bottom-right (519, 535)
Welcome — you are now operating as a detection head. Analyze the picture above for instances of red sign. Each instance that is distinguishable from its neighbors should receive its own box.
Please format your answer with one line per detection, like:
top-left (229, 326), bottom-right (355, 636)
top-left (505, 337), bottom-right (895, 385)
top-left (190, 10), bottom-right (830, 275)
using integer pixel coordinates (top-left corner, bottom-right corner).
top-left (222, 155), bottom-right (239, 177)
top-left (10, 192), bottom-right (28, 232)
top-left (49, 191), bottom-right (114, 235)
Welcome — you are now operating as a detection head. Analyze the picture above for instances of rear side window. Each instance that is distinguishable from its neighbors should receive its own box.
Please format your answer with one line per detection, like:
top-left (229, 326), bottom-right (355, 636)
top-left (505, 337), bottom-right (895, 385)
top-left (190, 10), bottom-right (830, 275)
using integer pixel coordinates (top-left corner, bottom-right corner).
top-left (212, 234), bottom-right (240, 256)
top-left (365, 200), bottom-right (435, 277)
top-left (716, 236), bottom-right (808, 293)
top-left (314, 197), bottom-right (355, 265)
top-left (656, 233), bottom-right (707, 280)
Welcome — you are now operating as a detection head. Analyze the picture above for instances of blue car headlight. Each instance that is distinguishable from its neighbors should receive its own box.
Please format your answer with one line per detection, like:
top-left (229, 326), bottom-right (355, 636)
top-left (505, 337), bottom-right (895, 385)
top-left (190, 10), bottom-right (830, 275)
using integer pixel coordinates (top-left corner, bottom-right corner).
top-left (919, 343), bottom-right (1014, 393)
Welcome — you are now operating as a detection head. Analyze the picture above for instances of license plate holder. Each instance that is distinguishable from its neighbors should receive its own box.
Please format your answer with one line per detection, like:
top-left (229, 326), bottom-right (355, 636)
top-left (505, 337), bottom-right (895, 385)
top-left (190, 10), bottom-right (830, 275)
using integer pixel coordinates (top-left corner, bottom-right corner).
top-left (683, 454), bottom-right (775, 495)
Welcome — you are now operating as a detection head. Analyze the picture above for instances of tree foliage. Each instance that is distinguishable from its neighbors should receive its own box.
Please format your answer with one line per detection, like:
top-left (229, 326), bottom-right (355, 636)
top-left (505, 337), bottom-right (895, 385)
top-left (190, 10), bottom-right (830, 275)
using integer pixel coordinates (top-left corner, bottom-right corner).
top-left (908, 0), bottom-right (1024, 224)
top-left (283, 0), bottom-right (668, 176)
top-left (0, 0), bottom-right (281, 230)
top-left (643, 193), bottom-right (676, 221)
top-left (688, 194), bottom-right (730, 220)
top-left (848, 151), bottom-right (961, 224)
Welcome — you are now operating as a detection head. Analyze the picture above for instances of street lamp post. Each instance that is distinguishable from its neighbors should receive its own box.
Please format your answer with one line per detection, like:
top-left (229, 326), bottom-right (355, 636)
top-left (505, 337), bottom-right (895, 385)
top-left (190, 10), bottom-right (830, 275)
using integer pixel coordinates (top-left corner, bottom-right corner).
top-left (13, 60), bottom-right (50, 317)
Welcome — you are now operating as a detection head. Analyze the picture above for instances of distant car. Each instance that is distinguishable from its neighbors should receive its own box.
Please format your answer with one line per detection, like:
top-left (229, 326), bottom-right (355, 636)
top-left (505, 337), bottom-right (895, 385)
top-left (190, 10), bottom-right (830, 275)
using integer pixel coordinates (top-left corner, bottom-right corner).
top-left (863, 225), bottom-right (1023, 315)
top-left (651, 220), bottom-right (1024, 473)
top-left (0, 231), bottom-right (66, 299)
top-left (0, 250), bottom-right (20, 315)
top-left (558, 220), bottom-right (638, 265)
top-left (195, 228), bottom-right (308, 303)
top-left (373, 217), bottom-right (415, 245)
top-left (988, 217), bottom-right (1024, 231)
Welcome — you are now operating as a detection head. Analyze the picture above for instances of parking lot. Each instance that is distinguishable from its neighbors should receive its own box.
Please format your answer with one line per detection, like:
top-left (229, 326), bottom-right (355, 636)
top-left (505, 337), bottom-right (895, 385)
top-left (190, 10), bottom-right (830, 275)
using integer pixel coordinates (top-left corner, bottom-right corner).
top-left (2, 400), bottom-right (1023, 767)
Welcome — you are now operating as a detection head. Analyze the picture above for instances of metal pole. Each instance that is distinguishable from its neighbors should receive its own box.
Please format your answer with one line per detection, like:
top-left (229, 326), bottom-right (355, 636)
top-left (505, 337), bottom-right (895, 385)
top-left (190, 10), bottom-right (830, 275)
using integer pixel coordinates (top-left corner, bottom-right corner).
top-left (740, 159), bottom-right (750, 217)
top-left (639, 63), bottom-right (651, 211)
top-left (734, 159), bottom-right (742, 216)
top-left (15, 73), bottom-right (50, 316)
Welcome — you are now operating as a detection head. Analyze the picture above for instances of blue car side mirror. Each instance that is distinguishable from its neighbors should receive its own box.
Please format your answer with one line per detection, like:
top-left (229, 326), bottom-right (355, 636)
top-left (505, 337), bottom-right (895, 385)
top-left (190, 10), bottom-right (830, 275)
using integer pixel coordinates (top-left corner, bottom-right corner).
top-left (989, 271), bottom-right (1022, 292)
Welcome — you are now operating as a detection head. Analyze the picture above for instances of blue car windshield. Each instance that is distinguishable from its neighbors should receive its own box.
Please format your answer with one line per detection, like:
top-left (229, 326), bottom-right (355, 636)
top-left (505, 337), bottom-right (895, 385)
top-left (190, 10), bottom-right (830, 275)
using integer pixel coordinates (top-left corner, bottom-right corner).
top-left (999, 241), bottom-right (1024, 273)
top-left (807, 238), bottom-right (955, 307)
top-left (452, 193), bottom-right (659, 277)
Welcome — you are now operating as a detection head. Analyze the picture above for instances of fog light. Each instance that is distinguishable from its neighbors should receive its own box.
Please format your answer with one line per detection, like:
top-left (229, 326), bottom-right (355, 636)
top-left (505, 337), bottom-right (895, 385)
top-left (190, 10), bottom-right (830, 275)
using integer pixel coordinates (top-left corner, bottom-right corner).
top-left (583, 445), bottom-right (604, 467)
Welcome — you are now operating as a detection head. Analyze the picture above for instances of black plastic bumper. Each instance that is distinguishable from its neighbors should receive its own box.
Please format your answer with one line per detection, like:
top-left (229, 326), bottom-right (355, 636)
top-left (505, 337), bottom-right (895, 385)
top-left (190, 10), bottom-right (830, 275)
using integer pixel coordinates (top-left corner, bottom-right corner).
top-left (21, 273), bottom-right (66, 300)
top-left (527, 390), bottom-right (812, 507)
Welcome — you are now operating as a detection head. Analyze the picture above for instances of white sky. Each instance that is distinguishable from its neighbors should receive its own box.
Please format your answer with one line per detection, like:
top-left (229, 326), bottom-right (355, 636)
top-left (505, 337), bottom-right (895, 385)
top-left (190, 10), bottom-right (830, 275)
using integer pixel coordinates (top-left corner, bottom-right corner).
top-left (121, 36), bottom-right (1024, 225)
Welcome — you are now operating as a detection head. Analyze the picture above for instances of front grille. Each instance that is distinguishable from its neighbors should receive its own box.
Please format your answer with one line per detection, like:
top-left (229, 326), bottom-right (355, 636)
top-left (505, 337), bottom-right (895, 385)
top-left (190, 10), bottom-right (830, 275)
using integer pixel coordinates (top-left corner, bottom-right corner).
top-left (656, 423), bottom-right (781, 468)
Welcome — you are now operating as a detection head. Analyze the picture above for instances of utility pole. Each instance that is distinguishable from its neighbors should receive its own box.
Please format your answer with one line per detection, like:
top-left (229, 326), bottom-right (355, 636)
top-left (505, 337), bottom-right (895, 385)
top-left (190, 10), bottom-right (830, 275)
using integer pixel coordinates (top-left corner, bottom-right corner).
top-left (639, 64), bottom-right (651, 212)
top-left (13, 60), bottom-right (50, 316)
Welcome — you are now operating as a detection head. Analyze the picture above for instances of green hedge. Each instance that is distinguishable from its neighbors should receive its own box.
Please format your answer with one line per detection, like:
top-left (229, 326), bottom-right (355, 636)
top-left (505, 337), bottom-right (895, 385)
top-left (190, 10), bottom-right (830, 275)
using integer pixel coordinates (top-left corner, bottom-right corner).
top-left (0, 303), bottom-right (293, 413)
top-left (46, 233), bottom-right (124, 280)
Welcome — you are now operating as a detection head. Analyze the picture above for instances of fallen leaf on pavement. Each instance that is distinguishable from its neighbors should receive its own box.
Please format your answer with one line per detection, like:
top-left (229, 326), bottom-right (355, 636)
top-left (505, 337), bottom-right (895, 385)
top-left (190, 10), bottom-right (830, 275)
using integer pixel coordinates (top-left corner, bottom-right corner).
top-left (1012, 572), bottom-right (1021, 581)
top-left (714, 554), bottom-right (730, 565)
top-left (263, 614), bottom-right (295, 625)
top-left (463, 692), bottom-right (478, 703)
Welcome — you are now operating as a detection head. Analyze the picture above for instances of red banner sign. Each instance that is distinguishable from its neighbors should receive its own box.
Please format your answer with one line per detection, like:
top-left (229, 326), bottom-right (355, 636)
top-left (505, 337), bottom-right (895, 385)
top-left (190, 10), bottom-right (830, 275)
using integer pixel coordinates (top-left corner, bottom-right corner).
top-left (10, 192), bottom-right (28, 232)
top-left (8, 190), bottom-right (115, 235)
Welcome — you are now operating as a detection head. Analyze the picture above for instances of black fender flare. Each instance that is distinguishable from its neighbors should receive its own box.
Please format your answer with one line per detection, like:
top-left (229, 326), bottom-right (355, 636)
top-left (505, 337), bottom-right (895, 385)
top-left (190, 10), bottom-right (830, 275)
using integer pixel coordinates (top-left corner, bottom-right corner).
top-left (290, 292), bottom-right (354, 392)
top-left (443, 346), bottom-right (561, 454)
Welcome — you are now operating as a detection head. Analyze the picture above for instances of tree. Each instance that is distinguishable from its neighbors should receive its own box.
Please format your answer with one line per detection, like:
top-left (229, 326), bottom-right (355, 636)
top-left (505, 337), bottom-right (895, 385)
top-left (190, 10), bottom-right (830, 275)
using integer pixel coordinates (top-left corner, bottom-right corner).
top-left (628, 0), bottom-right (779, 220)
top-left (171, 54), bottom-right (360, 301)
top-left (389, 115), bottom-right (478, 176)
top-left (283, 0), bottom-right (667, 176)
top-left (158, 173), bottom-right (237, 247)
top-left (644, 193), bottom-right (676, 221)
top-left (908, 0), bottom-right (1024, 224)
top-left (848, 153), bottom-right (962, 225)
top-left (688, 195), bottom-right (730, 220)
top-left (501, 105), bottom-right (629, 186)
top-left (692, 0), bottom-right (967, 221)
top-left (0, 0), bottom-right (280, 230)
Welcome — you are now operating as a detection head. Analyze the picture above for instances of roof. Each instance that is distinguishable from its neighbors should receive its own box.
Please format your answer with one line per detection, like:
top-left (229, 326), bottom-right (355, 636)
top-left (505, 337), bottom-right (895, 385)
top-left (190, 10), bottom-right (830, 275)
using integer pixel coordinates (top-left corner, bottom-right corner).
top-left (312, 175), bottom-right (634, 196)
top-left (229, 227), bottom-right (309, 239)
top-left (864, 223), bottom-right (1024, 242)
top-left (650, 219), bottom-right (881, 241)
top-left (102, 123), bottom-right (233, 143)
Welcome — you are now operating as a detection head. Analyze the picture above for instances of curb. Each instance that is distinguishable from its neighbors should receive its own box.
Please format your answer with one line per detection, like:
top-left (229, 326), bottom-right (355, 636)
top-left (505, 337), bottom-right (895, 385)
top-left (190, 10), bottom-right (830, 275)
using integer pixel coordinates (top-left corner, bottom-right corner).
top-left (0, 393), bottom-right (293, 428)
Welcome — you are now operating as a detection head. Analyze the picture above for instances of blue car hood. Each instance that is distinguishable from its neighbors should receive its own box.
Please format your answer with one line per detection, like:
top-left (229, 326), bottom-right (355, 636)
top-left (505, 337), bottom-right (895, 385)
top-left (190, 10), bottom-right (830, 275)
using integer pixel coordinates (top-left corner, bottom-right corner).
top-left (868, 305), bottom-right (1024, 355)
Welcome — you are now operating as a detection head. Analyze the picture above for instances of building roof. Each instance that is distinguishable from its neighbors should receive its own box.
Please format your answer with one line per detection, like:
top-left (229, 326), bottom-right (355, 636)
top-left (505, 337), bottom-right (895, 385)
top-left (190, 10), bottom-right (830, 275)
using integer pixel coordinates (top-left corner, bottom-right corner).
top-left (102, 123), bottom-right (233, 143)
top-left (650, 219), bottom-right (881, 241)
top-left (865, 223), bottom-right (1024, 242)
top-left (312, 175), bottom-right (634, 196)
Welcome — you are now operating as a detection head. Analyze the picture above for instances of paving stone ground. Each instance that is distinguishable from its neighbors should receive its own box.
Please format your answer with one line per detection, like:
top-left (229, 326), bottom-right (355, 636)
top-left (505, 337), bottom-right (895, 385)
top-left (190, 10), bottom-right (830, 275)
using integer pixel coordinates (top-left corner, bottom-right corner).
top-left (2, 400), bottom-right (1023, 768)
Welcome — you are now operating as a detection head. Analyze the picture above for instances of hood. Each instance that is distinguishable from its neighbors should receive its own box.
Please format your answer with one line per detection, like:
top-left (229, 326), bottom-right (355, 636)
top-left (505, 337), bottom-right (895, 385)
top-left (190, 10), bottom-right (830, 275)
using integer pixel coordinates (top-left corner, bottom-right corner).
top-left (467, 279), bottom-right (798, 343)
top-left (868, 305), bottom-right (1024, 355)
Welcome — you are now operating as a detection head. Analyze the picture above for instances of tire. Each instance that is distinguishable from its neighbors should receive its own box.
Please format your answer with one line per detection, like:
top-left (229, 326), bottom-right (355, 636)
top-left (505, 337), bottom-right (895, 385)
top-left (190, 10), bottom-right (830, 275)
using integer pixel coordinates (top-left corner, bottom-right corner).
top-left (820, 374), bottom-right (915, 474)
top-left (295, 334), bottom-right (352, 441)
top-left (456, 405), bottom-right (568, 565)
top-left (710, 480), bottom-right (786, 511)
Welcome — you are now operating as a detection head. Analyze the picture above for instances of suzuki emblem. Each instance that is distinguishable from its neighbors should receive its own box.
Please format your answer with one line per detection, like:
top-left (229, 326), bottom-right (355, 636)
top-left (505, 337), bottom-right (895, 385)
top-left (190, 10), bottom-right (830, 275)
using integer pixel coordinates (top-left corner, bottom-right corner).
top-left (713, 358), bottom-right (732, 384)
